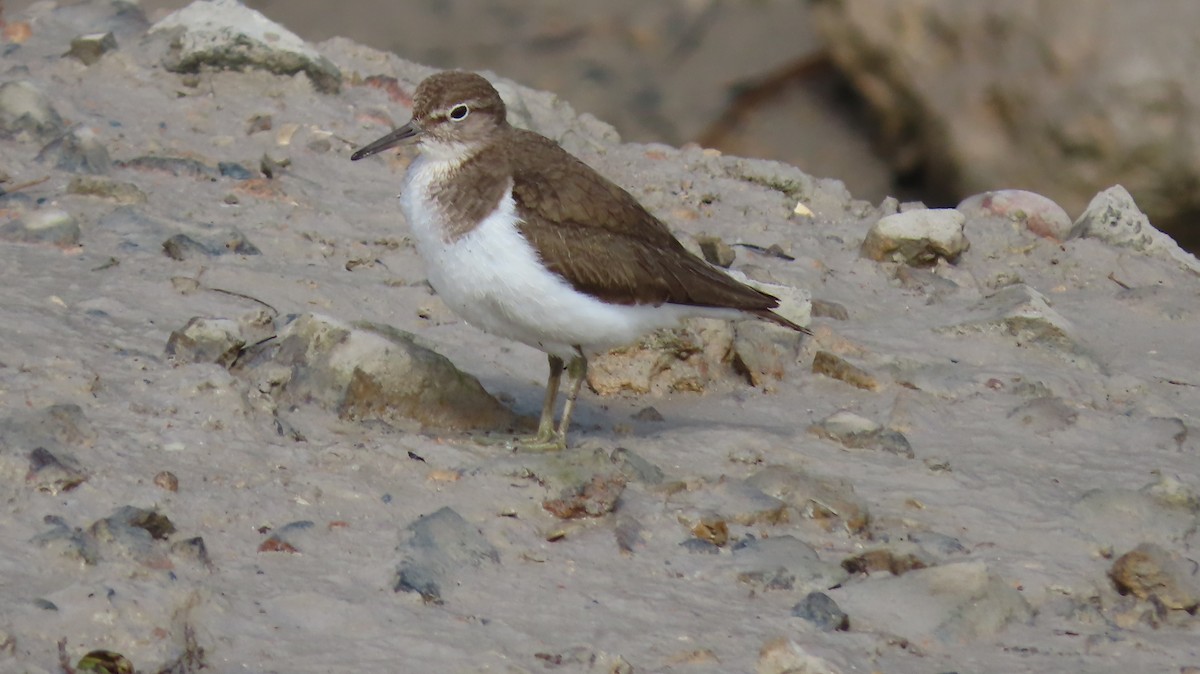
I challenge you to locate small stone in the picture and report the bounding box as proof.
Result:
[43,126,111,174]
[957,189,1073,241]
[543,473,626,519]
[613,515,645,553]
[0,81,64,140]
[791,592,849,631]
[218,161,253,180]
[810,299,849,320]
[0,208,80,247]
[746,466,870,534]
[66,32,118,66]
[841,543,932,576]
[32,517,100,565]
[680,538,721,554]
[697,235,736,267]
[811,351,882,391]
[88,506,176,568]
[609,446,664,485]
[630,406,664,422]
[234,314,515,431]
[154,470,180,492]
[259,520,314,554]
[1071,487,1198,552]
[732,321,802,388]
[394,507,499,603]
[756,637,842,674]
[150,0,342,93]
[861,208,968,265]
[75,650,134,674]
[689,517,729,547]
[171,536,212,568]
[1007,397,1078,433]
[1109,543,1200,611]
[733,535,849,594]
[161,229,261,259]
[67,176,146,204]
[27,447,88,494]
[165,316,246,367]
[247,113,273,134]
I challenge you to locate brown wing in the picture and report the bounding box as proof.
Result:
[507,129,792,319]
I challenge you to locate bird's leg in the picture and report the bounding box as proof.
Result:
[555,352,588,442]
[533,354,564,443]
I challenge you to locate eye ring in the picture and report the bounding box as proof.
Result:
[448,104,469,121]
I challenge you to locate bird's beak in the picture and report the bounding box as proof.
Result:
[350,120,422,161]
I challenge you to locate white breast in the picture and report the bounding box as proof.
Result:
[400,153,741,359]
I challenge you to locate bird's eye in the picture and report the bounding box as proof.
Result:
[448,104,469,121]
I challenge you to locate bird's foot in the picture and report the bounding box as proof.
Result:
[474,429,567,452]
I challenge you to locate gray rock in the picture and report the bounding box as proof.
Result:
[810,299,849,320]
[26,447,88,494]
[0,208,81,247]
[697,234,736,268]
[234,313,515,432]
[1006,397,1078,433]
[66,32,119,65]
[1069,185,1200,275]
[260,520,317,554]
[161,230,261,259]
[861,209,968,265]
[732,535,849,594]
[832,561,1032,643]
[394,507,499,603]
[746,466,870,534]
[732,320,804,389]
[791,592,849,631]
[808,410,914,458]
[938,284,1097,367]
[31,517,100,566]
[88,506,177,568]
[810,351,883,391]
[150,0,342,94]
[165,317,247,368]
[609,447,664,485]
[39,126,112,174]
[67,176,146,204]
[0,81,64,140]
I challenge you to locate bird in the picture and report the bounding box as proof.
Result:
[351,70,809,450]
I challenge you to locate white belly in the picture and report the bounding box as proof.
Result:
[399,156,736,359]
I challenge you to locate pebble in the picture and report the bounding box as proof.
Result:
[543,473,626,519]
[0,207,81,247]
[609,446,664,485]
[217,161,254,180]
[791,592,849,631]
[169,537,209,569]
[42,126,111,174]
[957,189,1073,241]
[26,447,88,494]
[1109,542,1200,611]
[1006,396,1078,433]
[233,313,515,432]
[808,410,914,458]
[161,229,261,259]
[809,298,849,320]
[810,351,882,391]
[756,638,843,674]
[394,507,499,603]
[732,535,849,594]
[150,0,342,94]
[696,234,736,267]
[840,542,933,576]
[259,520,315,554]
[1069,185,1200,274]
[587,322,730,395]
[67,176,146,204]
[732,321,803,388]
[860,208,968,265]
[88,506,177,568]
[0,80,64,140]
[629,406,664,422]
[32,516,100,566]
[745,466,870,534]
[66,32,119,65]
[165,316,247,367]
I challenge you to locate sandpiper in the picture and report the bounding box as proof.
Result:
[352,71,809,450]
